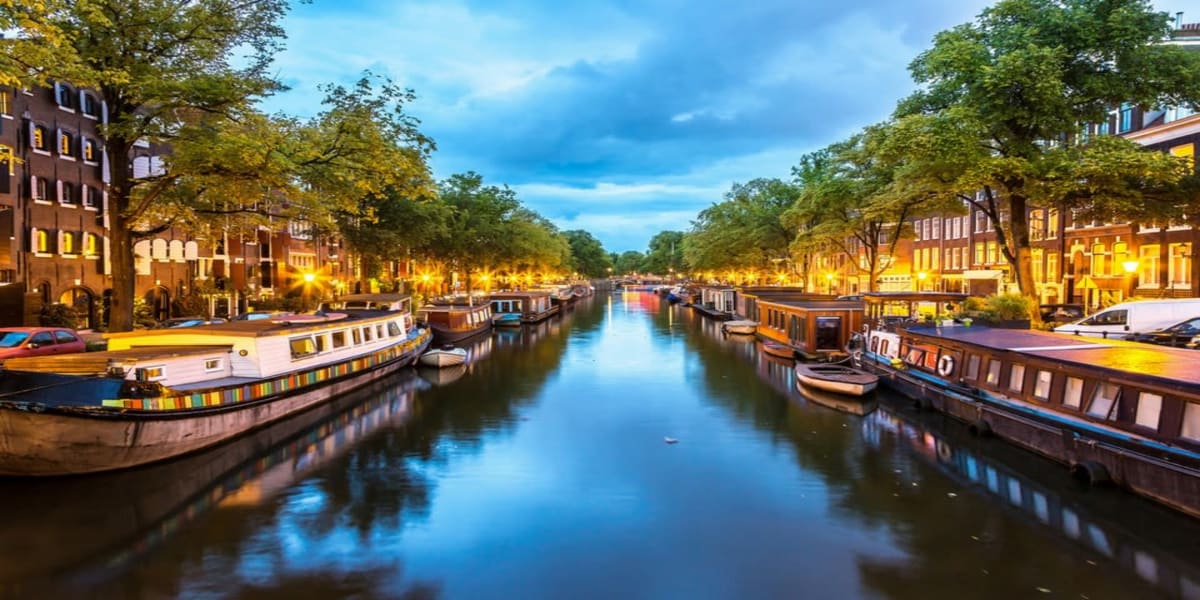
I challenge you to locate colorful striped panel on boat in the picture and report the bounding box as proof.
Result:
[101,329,430,411]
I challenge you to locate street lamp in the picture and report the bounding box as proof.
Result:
[917,271,928,292]
[1122,259,1139,300]
[825,272,834,295]
[302,272,316,312]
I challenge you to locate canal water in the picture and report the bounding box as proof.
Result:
[2,291,1199,599]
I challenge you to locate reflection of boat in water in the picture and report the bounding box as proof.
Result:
[797,381,877,415]
[419,344,468,367]
[862,404,1200,599]
[417,363,468,386]
[0,372,428,584]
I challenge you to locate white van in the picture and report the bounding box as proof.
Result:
[1053,299,1200,339]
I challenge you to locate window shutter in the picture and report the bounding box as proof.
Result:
[57,230,64,254]
[56,128,62,154]
[28,175,36,200]
[28,227,37,252]
[101,145,110,183]
[103,236,111,275]
[78,89,86,110]
[102,190,110,229]
[56,180,63,203]
[53,82,61,105]
[100,100,108,125]
[26,120,34,147]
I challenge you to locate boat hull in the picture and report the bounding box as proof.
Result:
[419,348,467,368]
[0,332,430,476]
[794,364,878,396]
[429,321,491,343]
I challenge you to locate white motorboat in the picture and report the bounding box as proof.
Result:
[419,344,468,368]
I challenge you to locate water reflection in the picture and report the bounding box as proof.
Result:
[683,296,1200,600]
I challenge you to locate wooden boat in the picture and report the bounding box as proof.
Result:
[489,291,559,324]
[722,320,758,335]
[418,303,492,343]
[0,297,431,476]
[857,322,1200,519]
[751,298,865,360]
[797,381,877,416]
[760,340,796,360]
[419,344,468,368]
[794,363,878,396]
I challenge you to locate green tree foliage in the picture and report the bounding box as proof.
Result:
[642,231,685,277]
[682,178,798,273]
[896,0,1200,301]
[5,0,293,331]
[563,230,612,278]
[613,251,646,276]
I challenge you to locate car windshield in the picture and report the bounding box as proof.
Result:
[1170,318,1200,334]
[0,332,29,347]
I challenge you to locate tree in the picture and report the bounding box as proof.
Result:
[613,251,646,276]
[896,0,1200,303]
[642,231,685,278]
[563,230,612,278]
[683,179,797,276]
[5,1,292,331]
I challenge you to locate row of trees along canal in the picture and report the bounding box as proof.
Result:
[1,1,616,332]
[632,0,1200,323]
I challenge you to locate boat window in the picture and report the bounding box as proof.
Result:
[315,335,328,353]
[376,324,385,338]
[1033,371,1052,400]
[1135,392,1163,430]
[204,358,222,372]
[290,336,317,359]
[1064,377,1084,408]
[332,331,347,348]
[965,355,980,380]
[922,349,939,371]
[388,321,402,337]
[1009,364,1025,392]
[870,336,879,353]
[879,339,889,355]
[815,317,841,351]
[985,359,1001,386]
[1181,403,1200,441]
[1087,383,1120,419]
[904,346,924,366]
[352,328,362,345]
[136,366,165,381]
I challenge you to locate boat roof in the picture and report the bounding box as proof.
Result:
[864,292,969,303]
[105,311,394,341]
[756,298,865,310]
[490,291,552,298]
[3,345,233,374]
[419,303,491,312]
[902,325,1200,386]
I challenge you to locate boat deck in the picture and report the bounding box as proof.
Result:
[905,325,1200,386]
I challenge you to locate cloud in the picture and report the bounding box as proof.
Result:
[264,0,1000,253]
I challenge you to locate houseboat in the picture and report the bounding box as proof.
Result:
[754,298,864,360]
[857,323,1200,519]
[489,291,559,325]
[417,303,493,343]
[0,305,431,476]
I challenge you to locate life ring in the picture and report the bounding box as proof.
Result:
[935,440,953,462]
[936,354,955,377]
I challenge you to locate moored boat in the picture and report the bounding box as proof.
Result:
[794,362,879,396]
[418,303,493,343]
[0,299,431,476]
[857,322,1200,519]
[419,344,468,368]
[489,291,559,324]
[760,340,796,360]
[722,320,758,335]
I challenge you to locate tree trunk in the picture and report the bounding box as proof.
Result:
[106,133,136,332]
[1009,195,1037,303]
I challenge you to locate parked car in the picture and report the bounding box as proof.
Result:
[1053,299,1200,338]
[0,327,87,360]
[157,316,227,328]
[1039,303,1084,324]
[1126,316,1200,347]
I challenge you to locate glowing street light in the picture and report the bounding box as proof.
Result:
[825,272,834,295]
[917,271,928,291]
[1123,259,1139,299]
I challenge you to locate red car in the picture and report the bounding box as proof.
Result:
[0,327,87,360]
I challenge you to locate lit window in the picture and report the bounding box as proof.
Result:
[1087,383,1120,419]
[966,355,980,380]
[32,126,46,150]
[1033,371,1052,400]
[136,366,165,381]
[59,131,72,156]
[84,234,98,256]
[83,139,97,162]
[985,359,1001,386]
[204,358,222,372]
[1182,403,1200,441]
[0,91,8,115]
[289,336,317,359]
[35,230,49,253]
[331,330,346,348]
[1009,364,1025,392]
[1135,392,1162,430]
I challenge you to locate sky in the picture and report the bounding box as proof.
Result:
[261,0,1180,254]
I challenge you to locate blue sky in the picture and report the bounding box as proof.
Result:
[261,0,1176,253]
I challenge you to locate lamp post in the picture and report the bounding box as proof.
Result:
[302,272,316,312]
[1122,259,1139,300]
[825,272,834,295]
[917,271,928,292]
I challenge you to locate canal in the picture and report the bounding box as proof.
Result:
[2,291,1199,599]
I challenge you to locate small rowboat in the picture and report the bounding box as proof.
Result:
[722,320,757,335]
[761,340,795,360]
[794,363,878,396]
[419,345,468,368]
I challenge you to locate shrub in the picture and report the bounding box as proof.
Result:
[986,293,1033,321]
[38,303,79,328]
